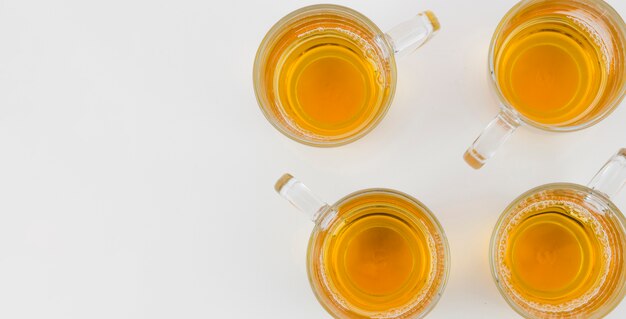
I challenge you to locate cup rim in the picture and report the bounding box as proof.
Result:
[487,0,626,132]
[252,4,397,147]
[306,188,450,319]
[489,182,626,319]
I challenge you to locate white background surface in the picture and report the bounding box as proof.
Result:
[0,0,625,318]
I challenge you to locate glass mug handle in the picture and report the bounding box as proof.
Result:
[275,174,336,228]
[385,11,440,57]
[588,149,626,199]
[464,110,521,169]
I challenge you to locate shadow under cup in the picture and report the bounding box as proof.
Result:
[253,5,396,147]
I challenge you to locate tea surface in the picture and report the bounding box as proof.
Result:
[313,192,446,316]
[274,29,388,138]
[504,206,604,302]
[494,197,626,317]
[495,16,606,125]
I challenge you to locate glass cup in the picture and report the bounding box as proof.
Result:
[464,0,626,169]
[254,5,439,147]
[490,149,626,318]
[275,174,449,318]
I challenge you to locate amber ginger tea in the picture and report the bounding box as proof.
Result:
[254,6,394,145]
[308,191,448,318]
[492,0,626,126]
[277,33,384,137]
[493,193,626,317]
